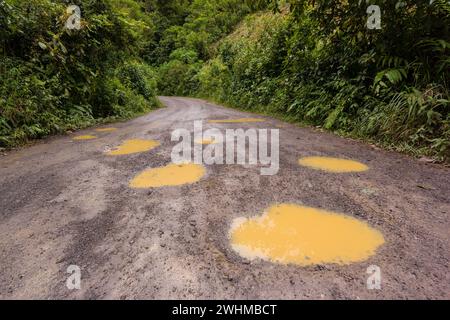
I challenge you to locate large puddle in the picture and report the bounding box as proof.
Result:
[299,156,369,173]
[130,163,206,188]
[107,139,160,156]
[73,135,97,141]
[208,118,265,123]
[230,204,384,266]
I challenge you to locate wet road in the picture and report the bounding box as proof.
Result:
[0,97,449,299]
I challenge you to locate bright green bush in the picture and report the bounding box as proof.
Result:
[157,59,202,96]
[117,61,158,101]
[197,58,230,100]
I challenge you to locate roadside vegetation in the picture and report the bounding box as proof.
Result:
[1,0,449,162]
[153,0,450,162]
[0,0,160,147]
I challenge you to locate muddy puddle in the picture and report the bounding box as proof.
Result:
[299,156,369,173]
[73,135,97,141]
[208,118,265,124]
[130,163,206,188]
[95,128,118,133]
[230,204,384,266]
[107,139,160,156]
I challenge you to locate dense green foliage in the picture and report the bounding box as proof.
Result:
[1,0,449,161]
[0,0,160,146]
[153,0,450,161]
[271,0,450,160]
[148,0,269,95]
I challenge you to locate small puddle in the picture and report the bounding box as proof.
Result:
[230,204,384,266]
[299,156,369,173]
[95,128,118,133]
[195,138,218,145]
[208,118,265,123]
[129,163,206,188]
[73,135,97,141]
[107,139,160,156]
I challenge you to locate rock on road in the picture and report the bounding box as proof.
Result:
[0,97,449,299]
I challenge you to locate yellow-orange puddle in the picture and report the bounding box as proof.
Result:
[107,139,160,156]
[95,127,118,133]
[195,138,219,145]
[230,204,384,266]
[299,156,369,173]
[73,135,97,141]
[130,163,206,188]
[208,118,265,124]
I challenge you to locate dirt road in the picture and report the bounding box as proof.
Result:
[0,97,449,299]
